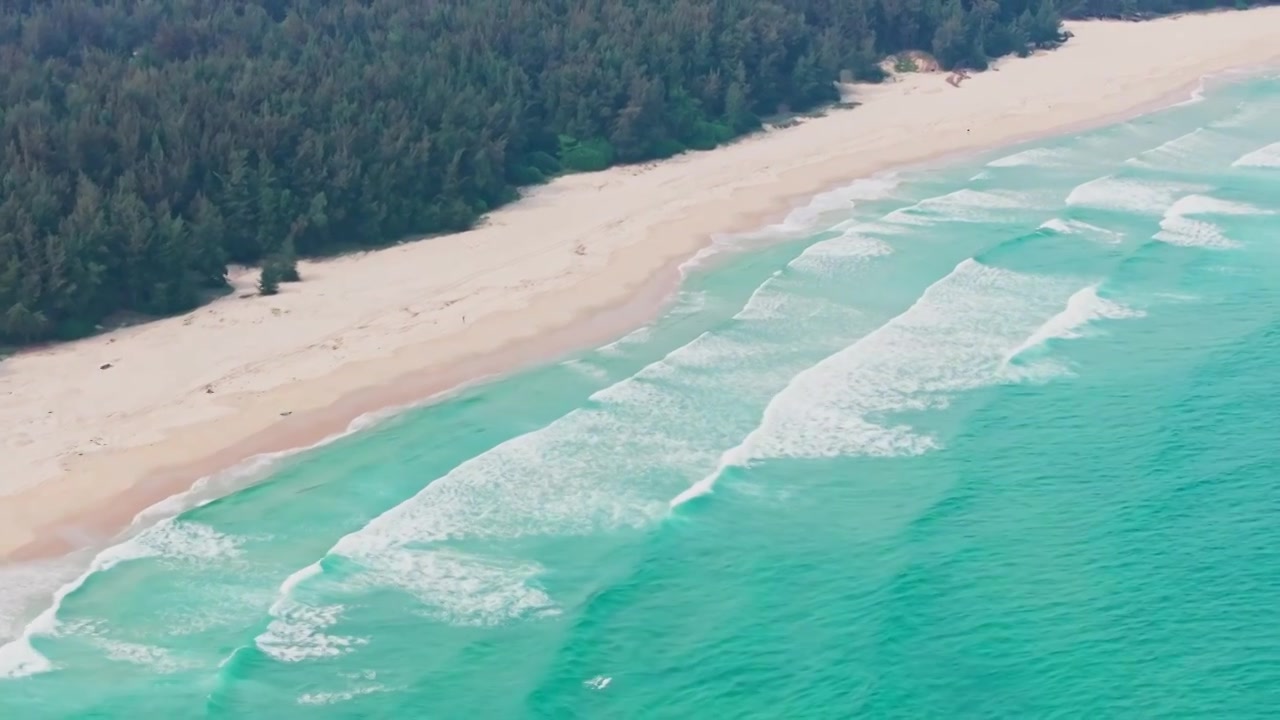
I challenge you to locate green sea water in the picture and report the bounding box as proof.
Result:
[2,73,1280,718]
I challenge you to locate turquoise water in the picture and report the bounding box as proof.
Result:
[3,74,1280,717]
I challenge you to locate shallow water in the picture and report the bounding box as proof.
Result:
[3,73,1280,717]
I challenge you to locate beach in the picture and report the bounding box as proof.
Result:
[3,8,1280,563]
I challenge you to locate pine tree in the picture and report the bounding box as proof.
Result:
[258,261,283,296]
[278,238,301,282]
[0,0,1258,345]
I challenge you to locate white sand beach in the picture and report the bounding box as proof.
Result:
[3,9,1280,560]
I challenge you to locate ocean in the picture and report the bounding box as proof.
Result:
[2,72,1279,718]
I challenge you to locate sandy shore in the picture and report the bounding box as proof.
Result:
[2,9,1280,562]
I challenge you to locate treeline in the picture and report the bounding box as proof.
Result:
[1063,0,1271,18]
[0,0,1228,343]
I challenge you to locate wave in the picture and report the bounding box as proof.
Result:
[1172,76,1207,107]
[1003,285,1145,365]
[776,175,902,232]
[782,231,892,277]
[1124,128,1216,169]
[1232,141,1280,168]
[677,175,900,274]
[296,670,388,706]
[562,357,610,381]
[245,526,559,664]
[1216,90,1280,128]
[593,291,707,359]
[90,638,196,674]
[1038,218,1124,243]
[732,271,790,321]
[237,561,362,664]
[595,325,653,356]
[235,352,732,632]
[677,234,739,276]
[302,335,751,627]
[1065,176,1205,215]
[298,682,388,706]
[255,600,367,663]
[1154,195,1269,250]
[0,520,245,679]
[1171,65,1280,110]
[12,194,911,661]
[672,259,1082,506]
[710,221,893,322]
[250,385,678,637]
[8,176,908,670]
[233,211,907,646]
[0,556,83,648]
[630,195,900,347]
[667,290,709,316]
[986,146,1071,168]
[882,189,1033,227]
[0,394,432,679]
[1129,122,1273,172]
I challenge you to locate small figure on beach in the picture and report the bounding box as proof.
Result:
[946,69,972,88]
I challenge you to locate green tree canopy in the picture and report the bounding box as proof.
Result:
[0,0,1269,343]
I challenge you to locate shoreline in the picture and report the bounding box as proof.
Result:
[6,251,691,563]
[3,10,1280,567]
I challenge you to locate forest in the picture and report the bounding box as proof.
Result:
[0,0,1268,343]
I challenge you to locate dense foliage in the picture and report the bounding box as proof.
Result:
[0,0,1257,343]
[1062,0,1268,17]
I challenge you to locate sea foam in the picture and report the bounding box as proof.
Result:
[677,175,900,275]
[771,175,902,235]
[255,600,367,663]
[259,330,784,627]
[986,146,1071,168]
[1155,195,1268,250]
[1232,141,1280,168]
[787,231,893,276]
[883,189,1032,227]
[1038,218,1123,243]
[1125,128,1217,170]
[0,520,244,679]
[673,259,1082,506]
[1065,176,1203,215]
[296,670,388,706]
[253,206,910,628]
[1003,285,1144,365]
[298,683,388,706]
[94,638,195,674]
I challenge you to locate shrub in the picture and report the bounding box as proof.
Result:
[259,262,284,295]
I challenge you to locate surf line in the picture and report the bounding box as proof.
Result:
[669,447,750,509]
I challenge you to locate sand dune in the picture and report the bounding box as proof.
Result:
[3,9,1280,560]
